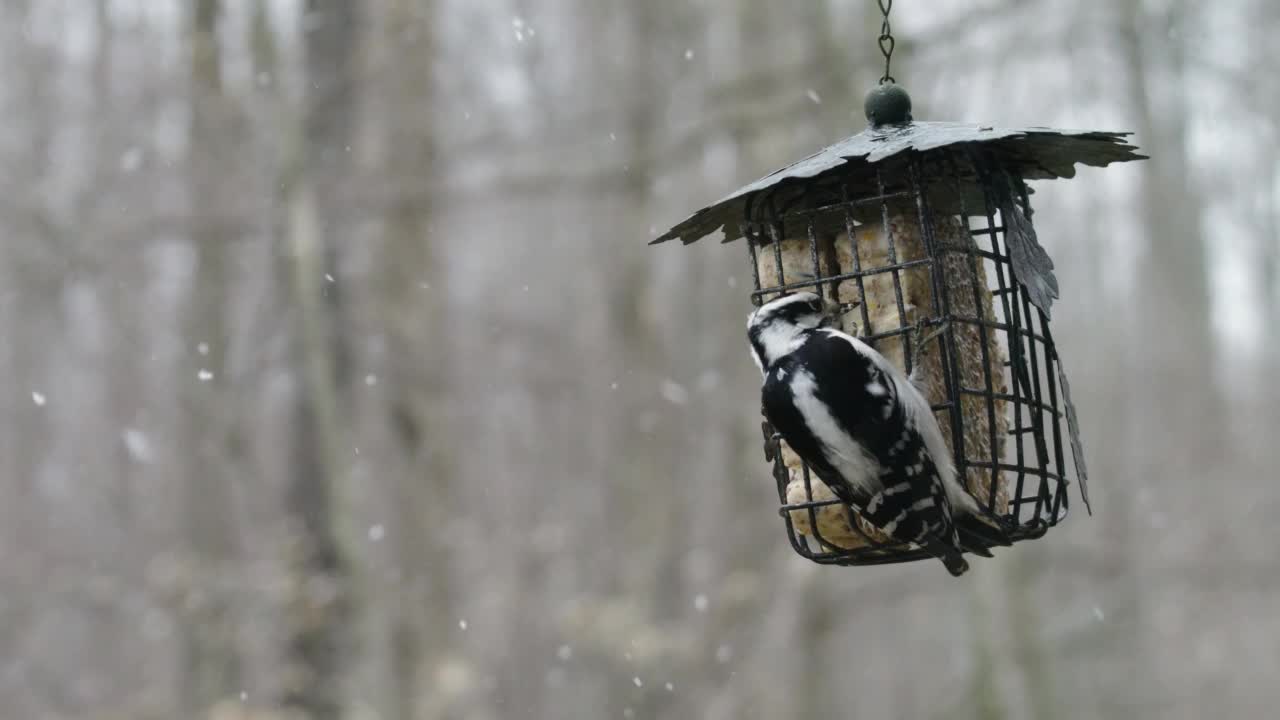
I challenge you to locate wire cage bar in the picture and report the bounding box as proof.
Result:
[744,150,1072,566]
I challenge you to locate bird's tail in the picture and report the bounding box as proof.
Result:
[955,511,1014,557]
[922,539,970,577]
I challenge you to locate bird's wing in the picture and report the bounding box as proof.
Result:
[789,330,907,462]
[760,360,852,495]
[760,333,899,503]
[860,431,959,548]
[779,331,961,548]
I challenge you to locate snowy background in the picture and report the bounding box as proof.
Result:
[2,1,1278,718]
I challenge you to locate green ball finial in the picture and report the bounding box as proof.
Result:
[864,83,913,127]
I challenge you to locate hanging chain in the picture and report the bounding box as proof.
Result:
[877,0,895,84]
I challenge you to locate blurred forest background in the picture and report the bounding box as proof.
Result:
[2,0,1278,719]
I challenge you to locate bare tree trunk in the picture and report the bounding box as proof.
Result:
[1008,552,1055,720]
[1106,1,1211,714]
[279,2,361,718]
[179,0,244,710]
[373,1,449,717]
[1120,0,1217,436]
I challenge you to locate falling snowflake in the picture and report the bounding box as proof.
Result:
[660,380,688,406]
[197,369,214,381]
[119,147,143,172]
[696,371,721,393]
[122,428,154,463]
[368,524,385,541]
[31,391,46,406]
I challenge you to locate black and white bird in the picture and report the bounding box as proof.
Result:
[748,291,1009,576]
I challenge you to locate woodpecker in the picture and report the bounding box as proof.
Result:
[748,291,1009,576]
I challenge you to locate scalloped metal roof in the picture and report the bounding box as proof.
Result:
[653,121,1145,246]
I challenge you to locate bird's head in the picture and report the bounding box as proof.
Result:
[746,291,845,372]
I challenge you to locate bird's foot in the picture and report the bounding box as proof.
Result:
[909,318,950,367]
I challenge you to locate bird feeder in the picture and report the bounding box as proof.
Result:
[653,83,1144,568]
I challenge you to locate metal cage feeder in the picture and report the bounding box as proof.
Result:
[653,85,1145,568]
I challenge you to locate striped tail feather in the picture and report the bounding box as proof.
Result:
[956,512,1013,556]
[922,538,970,577]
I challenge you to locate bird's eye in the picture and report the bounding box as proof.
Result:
[809,299,824,313]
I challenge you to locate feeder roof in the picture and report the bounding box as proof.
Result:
[652,121,1145,245]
